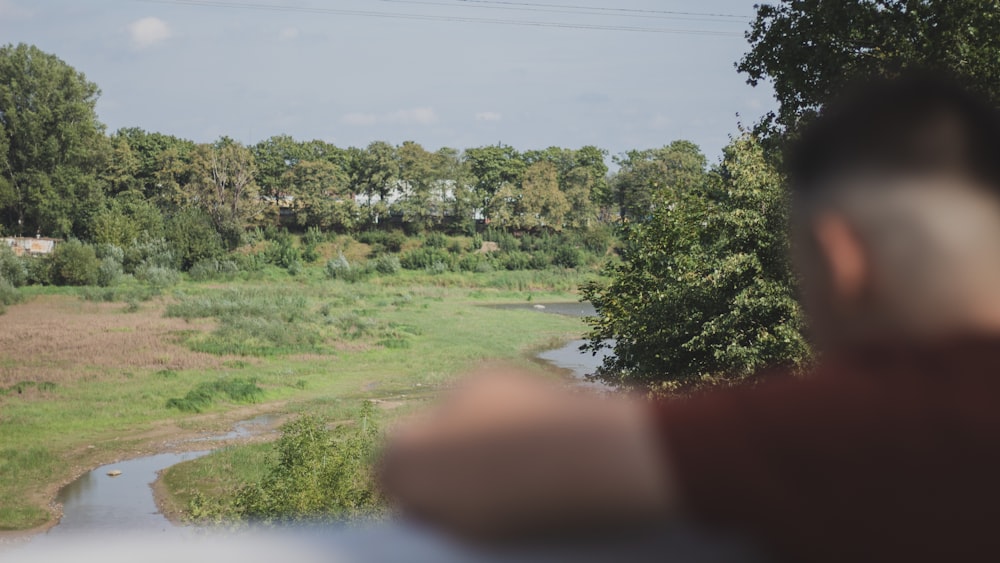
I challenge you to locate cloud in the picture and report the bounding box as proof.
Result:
[342,107,438,126]
[474,111,502,122]
[278,27,299,40]
[127,17,172,49]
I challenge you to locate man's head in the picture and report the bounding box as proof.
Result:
[787,74,1000,350]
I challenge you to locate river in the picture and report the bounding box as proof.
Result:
[16,302,610,548]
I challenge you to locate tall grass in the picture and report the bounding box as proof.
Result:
[165,377,264,413]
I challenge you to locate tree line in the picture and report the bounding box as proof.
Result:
[0,43,709,256]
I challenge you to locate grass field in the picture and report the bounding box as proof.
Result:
[0,267,591,531]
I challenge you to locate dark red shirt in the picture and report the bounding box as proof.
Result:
[657,339,1000,562]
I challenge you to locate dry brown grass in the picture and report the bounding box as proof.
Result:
[0,295,230,386]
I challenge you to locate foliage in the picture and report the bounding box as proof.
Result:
[583,136,810,392]
[231,404,384,523]
[372,254,401,275]
[0,246,26,287]
[165,377,264,413]
[0,43,106,239]
[739,0,1000,139]
[48,240,100,286]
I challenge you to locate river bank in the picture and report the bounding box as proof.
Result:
[0,292,593,546]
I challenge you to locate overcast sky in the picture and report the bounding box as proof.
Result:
[0,0,774,162]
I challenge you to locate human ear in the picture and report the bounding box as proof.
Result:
[812,213,869,304]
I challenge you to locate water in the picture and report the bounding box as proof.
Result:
[43,451,209,539]
[486,301,596,318]
[489,302,614,389]
[24,305,614,544]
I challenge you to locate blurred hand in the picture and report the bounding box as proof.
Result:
[379,370,675,541]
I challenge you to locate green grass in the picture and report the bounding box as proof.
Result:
[0,265,593,530]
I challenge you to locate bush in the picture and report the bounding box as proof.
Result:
[423,232,448,249]
[165,209,226,270]
[97,257,124,287]
[23,256,51,285]
[399,247,452,270]
[497,251,532,271]
[0,246,27,287]
[302,226,326,247]
[135,265,181,289]
[49,240,100,286]
[456,253,484,272]
[0,277,24,313]
[165,378,263,413]
[230,405,383,523]
[372,254,401,275]
[123,238,177,273]
[188,258,239,281]
[384,231,407,253]
[326,254,351,279]
[552,245,584,268]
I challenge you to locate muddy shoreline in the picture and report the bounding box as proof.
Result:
[0,404,289,546]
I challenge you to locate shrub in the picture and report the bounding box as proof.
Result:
[326,254,351,279]
[165,209,225,269]
[383,231,407,253]
[528,252,553,270]
[123,238,177,273]
[165,378,264,413]
[427,261,450,275]
[23,256,51,285]
[302,226,326,247]
[231,405,383,522]
[0,277,24,313]
[552,245,584,268]
[0,246,27,287]
[49,240,100,286]
[135,265,181,289]
[97,257,124,287]
[372,254,401,275]
[497,251,532,271]
[456,253,484,272]
[423,232,448,249]
[399,247,452,270]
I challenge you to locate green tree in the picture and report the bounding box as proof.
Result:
[112,127,196,201]
[348,141,398,227]
[609,141,706,221]
[516,161,569,230]
[283,159,354,231]
[187,138,264,244]
[739,0,1000,138]
[0,43,107,238]
[583,136,809,392]
[464,145,525,222]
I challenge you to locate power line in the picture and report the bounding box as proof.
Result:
[136,0,744,35]
[453,0,750,20]
[375,0,749,24]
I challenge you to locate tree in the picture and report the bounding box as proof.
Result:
[583,136,809,392]
[112,127,196,201]
[348,141,398,227]
[395,141,442,231]
[609,141,707,222]
[464,145,525,222]
[0,43,107,238]
[515,161,569,230]
[187,138,264,245]
[739,0,1000,138]
[283,159,355,231]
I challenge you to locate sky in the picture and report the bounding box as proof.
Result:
[0,0,775,163]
